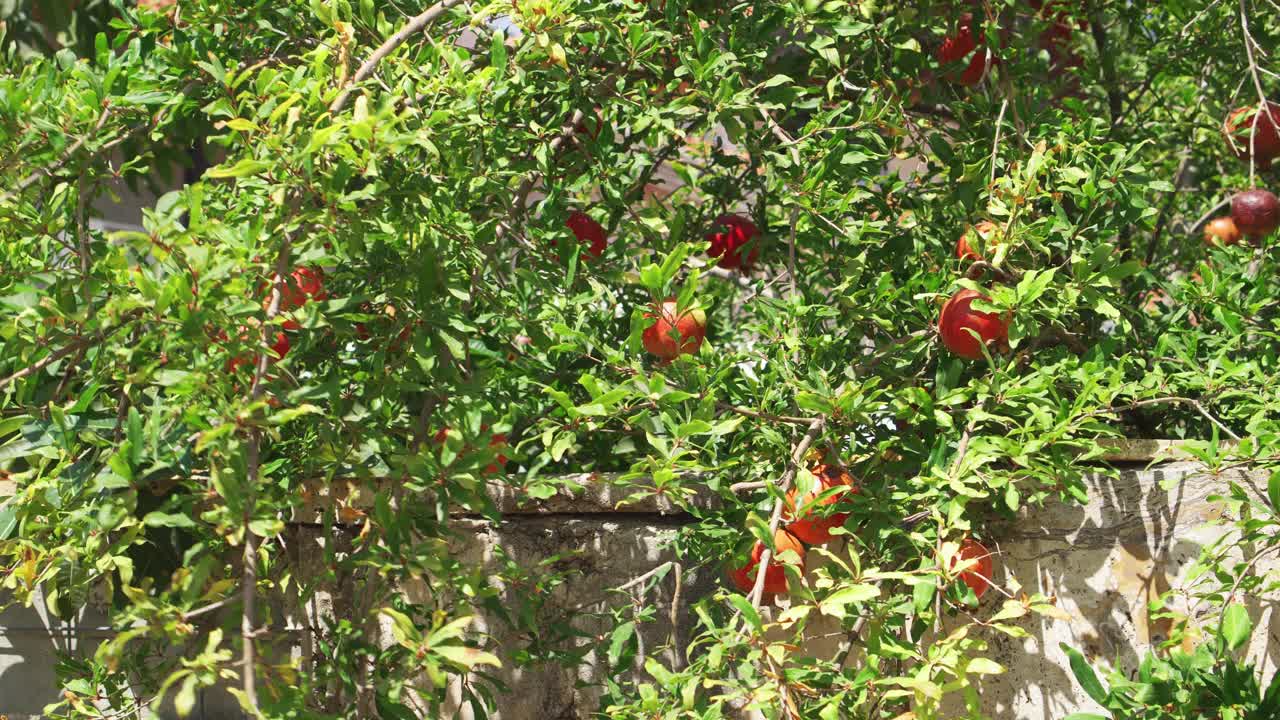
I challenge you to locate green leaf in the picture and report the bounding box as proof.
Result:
[1060,644,1109,705]
[1268,470,1280,513]
[435,645,502,669]
[380,607,421,647]
[913,579,935,614]
[175,675,198,717]
[1220,603,1252,652]
[607,620,636,668]
[143,512,197,529]
[966,657,1005,675]
[0,501,16,541]
[727,594,762,633]
[820,584,879,619]
[205,158,271,179]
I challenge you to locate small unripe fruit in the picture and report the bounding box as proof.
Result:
[951,538,995,599]
[1231,189,1280,239]
[705,214,760,270]
[728,529,805,597]
[1223,102,1280,167]
[641,299,707,361]
[956,220,999,261]
[565,210,608,259]
[1202,217,1241,246]
[938,289,1009,360]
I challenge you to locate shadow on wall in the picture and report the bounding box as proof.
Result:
[425,515,712,720]
[952,462,1279,719]
[0,596,249,720]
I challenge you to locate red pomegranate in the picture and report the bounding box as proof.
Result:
[641,299,707,361]
[951,538,995,599]
[263,267,326,330]
[783,462,859,545]
[705,214,761,270]
[936,15,995,86]
[484,433,509,475]
[956,220,999,261]
[565,210,608,259]
[728,529,806,597]
[226,329,290,373]
[1231,189,1280,239]
[1223,102,1280,167]
[938,289,1010,361]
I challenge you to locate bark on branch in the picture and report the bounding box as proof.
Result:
[329,0,467,114]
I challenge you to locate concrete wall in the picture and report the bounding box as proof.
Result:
[3,459,1277,719]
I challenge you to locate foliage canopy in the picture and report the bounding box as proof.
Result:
[1,0,1279,718]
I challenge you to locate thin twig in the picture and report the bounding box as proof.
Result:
[989,98,1008,189]
[183,596,235,621]
[758,107,801,166]
[746,417,826,611]
[0,107,109,204]
[1181,0,1226,36]
[0,312,142,390]
[1239,0,1271,186]
[716,403,813,427]
[1186,195,1233,235]
[787,207,800,299]
[1087,1,1124,129]
[1085,396,1241,440]
[329,0,467,114]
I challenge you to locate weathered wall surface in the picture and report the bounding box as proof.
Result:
[1,459,1277,719]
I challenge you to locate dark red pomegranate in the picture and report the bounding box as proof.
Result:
[1231,189,1280,239]
[565,210,608,259]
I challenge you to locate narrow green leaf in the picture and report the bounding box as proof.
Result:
[1060,643,1109,705]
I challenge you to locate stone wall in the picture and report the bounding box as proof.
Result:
[1,452,1277,719]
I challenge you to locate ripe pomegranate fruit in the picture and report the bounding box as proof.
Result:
[641,299,707,361]
[1223,102,1280,168]
[956,220,999,261]
[1231,189,1280,239]
[784,462,859,545]
[938,289,1010,360]
[936,15,995,86]
[950,538,995,599]
[1203,216,1242,246]
[1031,0,1088,69]
[728,529,805,597]
[705,214,760,270]
[226,329,290,373]
[263,267,326,330]
[565,210,608,259]
[484,433,509,475]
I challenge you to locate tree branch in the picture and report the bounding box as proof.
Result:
[746,417,826,611]
[1085,396,1241,441]
[0,106,110,205]
[240,235,294,711]
[1087,2,1124,130]
[329,0,467,114]
[0,312,142,391]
